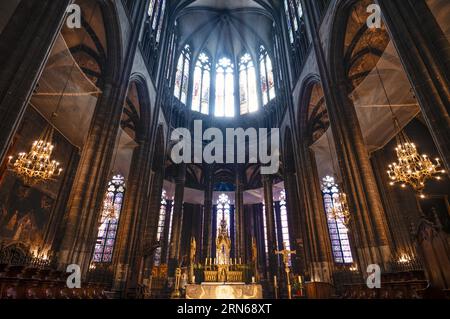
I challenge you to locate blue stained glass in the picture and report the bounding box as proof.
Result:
[92,175,125,263]
[321,176,354,264]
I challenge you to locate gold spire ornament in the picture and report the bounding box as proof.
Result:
[7,125,63,185]
[387,129,445,198]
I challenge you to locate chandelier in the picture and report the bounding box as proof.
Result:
[102,197,117,221]
[8,126,63,185]
[330,192,351,226]
[321,176,351,226]
[387,129,445,198]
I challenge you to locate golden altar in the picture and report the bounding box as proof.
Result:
[184,213,262,299]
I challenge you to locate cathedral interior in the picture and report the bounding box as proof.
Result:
[0,0,449,300]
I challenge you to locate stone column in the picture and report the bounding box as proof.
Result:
[262,175,279,280]
[234,165,245,260]
[283,166,309,275]
[113,138,153,294]
[168,165,186,275]
[376,0,450,172]
[44,149,80,253]
[202,165,214,260]
[0,0,73,164]
[303,0,392,271]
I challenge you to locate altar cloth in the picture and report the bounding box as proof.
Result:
[186,283,263,299]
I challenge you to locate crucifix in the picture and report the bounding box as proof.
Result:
[275,242,296,299]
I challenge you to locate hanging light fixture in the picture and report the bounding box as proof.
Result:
[8,124,62,185]
[352,8,447,198]
[330,192,351,226]
[321,175,351,226]
[324,128,352,226]
[387,127,445,198]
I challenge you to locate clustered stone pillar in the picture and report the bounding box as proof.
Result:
[140,168,165,283]
[168,165,186,276]
[202,165,214,260]
[0,0,73,164]
[296,146,333,282]
[376,0,450,172]
[283,166,309,275]
[113,138,153,294]
[234,165,245,261]
[262,175,279,281]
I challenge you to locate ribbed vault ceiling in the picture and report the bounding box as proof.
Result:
[177,0,274,59]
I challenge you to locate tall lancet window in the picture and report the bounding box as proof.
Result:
[239,53,258,115]
[174,44,191,104]
[154,190,168,266]
[216,194,231,236]
[284,0,303,43]
[321,176,353,264]
[279,190,291,256]
[155,0,166,43]
[259,46,276,106]
[192,52,211,115]
[215,57,235,117]
[93,175,125,263]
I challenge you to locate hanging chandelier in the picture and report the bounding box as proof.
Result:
[330,191,351,226]
[387,129,445,198]
[321,176,351,226]
[7,126,63,185]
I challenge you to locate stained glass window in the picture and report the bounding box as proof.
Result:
[148,0,156,18]
[192,52,211,115]
[217,194,231,235]
[215,57,235,117]
[151,0,160,29]
[153,190,168,266]
[174,44,191,104]
[321,176,353,264]
[93,175,125,263]
[239,53,258,115]
[279,190,291,266]
[284,0,294,43]
[296,0,303,18]
[156,0,166,43]
[259,46,276,106]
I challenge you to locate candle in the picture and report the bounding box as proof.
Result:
[274,276,278,287]
[298,276,302,284]
[192,276,196,283]
[252,276,255,284]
